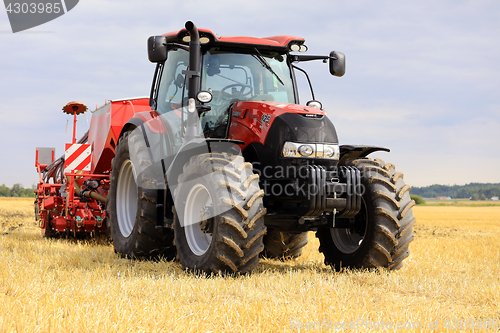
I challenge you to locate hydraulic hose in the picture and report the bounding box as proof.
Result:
[66,175,106,203]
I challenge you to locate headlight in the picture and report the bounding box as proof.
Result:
[282,142,339,159]
[197,90,213,103]
[323,145,335,158]
[306,100,322,110]
[289,43,308,53]
[298,145,314,157]
[282,142,298,157]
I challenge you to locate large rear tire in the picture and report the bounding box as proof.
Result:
[107,130,176,260]
[262,230,308,259]
[316,158,415,270]
[173,153,267,275]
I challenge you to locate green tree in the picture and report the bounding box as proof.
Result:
[0,183,36,197]
[10,183,22,197]
[410,194,426,205]
[0,184,10,197]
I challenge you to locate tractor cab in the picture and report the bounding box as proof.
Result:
[156,45,295,112]
[148,23,345,141]
[156,45,295,137]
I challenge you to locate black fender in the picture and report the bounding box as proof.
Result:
[165,138,244,189]
[117,116,176,227]
[339,145,390,164]
[119,112,180,161]
[119,118,143,139]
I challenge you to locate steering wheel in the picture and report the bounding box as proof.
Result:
[220,83,253,100]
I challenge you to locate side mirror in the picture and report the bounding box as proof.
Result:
[329,51,345,77]
[148,36,167,63]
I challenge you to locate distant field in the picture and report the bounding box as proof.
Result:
[423,198,500,207]
[1,198,499,332]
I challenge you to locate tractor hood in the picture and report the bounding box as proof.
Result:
[229,100,338,147]
[228,100,339,170]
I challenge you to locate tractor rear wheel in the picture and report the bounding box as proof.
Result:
[107,130,176,260]
[173,153,267,275]
[262,230,308,259]
[316,158,415,270]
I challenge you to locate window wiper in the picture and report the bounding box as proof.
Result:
[252,48,284,86]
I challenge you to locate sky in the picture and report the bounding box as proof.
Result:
[0,0,499,188]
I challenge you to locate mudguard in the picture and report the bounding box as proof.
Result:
[339,145,390,164]
[165,138,244,189]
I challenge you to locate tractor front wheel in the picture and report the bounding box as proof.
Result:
[173,153,267,275]
[316,158,415,270]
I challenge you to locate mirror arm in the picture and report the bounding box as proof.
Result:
[291,54,335,63]
[167,42,190,52]
[292,64,316,101]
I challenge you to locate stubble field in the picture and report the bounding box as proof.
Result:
[1,197,499,332]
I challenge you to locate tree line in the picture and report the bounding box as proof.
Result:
[2,182,499,200]
[0,184,36,198]
[411,183,500,199]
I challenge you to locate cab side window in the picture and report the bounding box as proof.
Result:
[157,49,189,114]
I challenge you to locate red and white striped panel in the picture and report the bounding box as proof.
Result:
[65,143,92,173]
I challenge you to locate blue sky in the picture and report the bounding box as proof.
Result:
[1,0,499,188]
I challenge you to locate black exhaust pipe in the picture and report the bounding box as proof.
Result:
[184,21,200,99]
[183,21,202,141]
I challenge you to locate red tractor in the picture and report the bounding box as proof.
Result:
[35,21,415,274]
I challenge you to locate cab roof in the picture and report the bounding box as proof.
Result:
[163,27,306,52]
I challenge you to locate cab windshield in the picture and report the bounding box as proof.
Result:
[202,48,294,108]
[156,47,295,137]
[200,47,294,135]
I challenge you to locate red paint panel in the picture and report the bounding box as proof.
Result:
[43,197,56,210]
[228,101,326,150]
[163,28,305,48]
[88,97,158,174]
